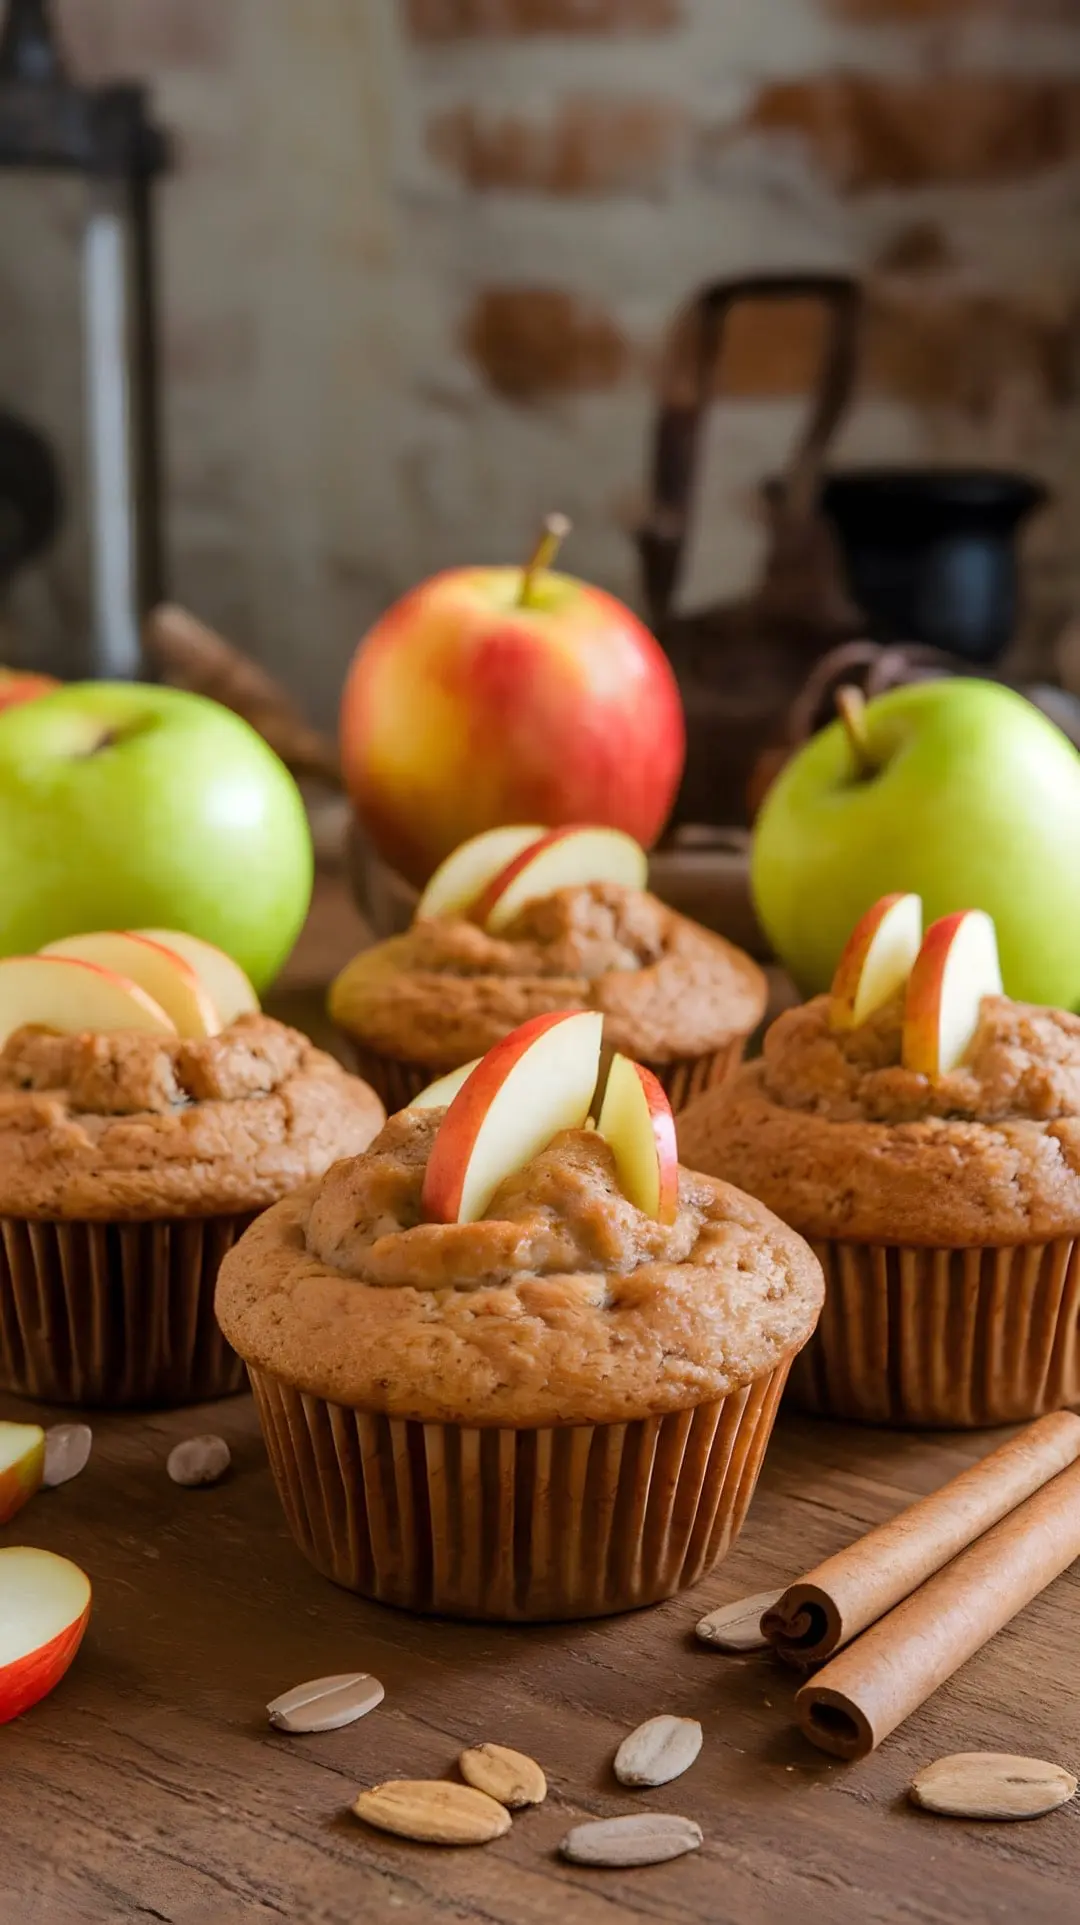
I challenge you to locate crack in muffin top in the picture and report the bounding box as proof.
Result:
[329,882,767,1067]
[0,1014,385,1220]
[678,994,1080,1247]
[215,1106,823,1425]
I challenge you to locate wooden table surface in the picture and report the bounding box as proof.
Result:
[5,881,1079,1925]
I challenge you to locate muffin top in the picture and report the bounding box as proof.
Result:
[329,883,766,1067]
[0,1015,385,1220]
[216,1107,822,1426]
[678,992,1080,1246]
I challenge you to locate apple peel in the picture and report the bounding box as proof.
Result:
[829,892,922,1031]
[902,909,1003,1078]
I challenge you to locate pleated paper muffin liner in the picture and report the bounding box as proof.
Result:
[346,1036,746,1119]
[787,1236,1080,1429]
[247,1356,790,1621]
[0,1213,255,1408]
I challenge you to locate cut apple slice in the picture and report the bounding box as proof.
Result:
[41,931,220,1039]
[0,955,178,1046]
[475,826,649,934]
[0,1421,45,1526]
[596,1053,679,1224]
[415,826,546,923]
[410,1059,481,1111]
[902,909,1003,1077]
[0,1547,91,1724]
[132,930,260,1026]
[829,892,922,1031]
[420,1010,603,1223]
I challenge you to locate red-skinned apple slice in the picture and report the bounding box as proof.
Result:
[596,1053,678,1224]
[829,892,922,1031]
[415,826,546,923]
[133,929,259,1026]
[902,909,1003,1077]
[410,1059,481,1110]
[0,955,177,1045]
[0,1547,91,1724]
[0,1422,45,1526]
[421,1010,603,1223]
[475,826,648,934]
[40,931,220,1038]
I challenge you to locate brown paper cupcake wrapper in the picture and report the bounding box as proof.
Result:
[788,1237,1080,1429]
[347,1035,745,1119]
[248,1356,790,1620]
[0,1214,254,1408]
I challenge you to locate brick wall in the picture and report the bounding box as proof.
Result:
[1,0,1078,716]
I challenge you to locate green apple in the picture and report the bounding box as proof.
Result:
[0,683,312,992]
[752,679,1080,1009]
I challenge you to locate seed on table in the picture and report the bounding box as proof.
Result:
[559,1813,703,1868]
[614,1715,702,1788]
[166,1435,231,1487]
[268,1672,385,1734]
[42,1423,93,1489]
[352,1779,511,1845]
[459,1742,547,1808]
[910,1753,1078,1821]
[695,1588,784,1653]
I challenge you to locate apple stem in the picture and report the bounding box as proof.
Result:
[835,684,875,778]
[519,513,571,607]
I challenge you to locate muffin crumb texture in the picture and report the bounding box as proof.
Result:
[329,883,766,1066]
[679,994,1080,1246]
[0,1015,385,1219]
[216,1109,823,1426]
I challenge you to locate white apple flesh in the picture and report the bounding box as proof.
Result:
[902,909,1003,1077]
[0,1546,91,1724]
[0,954,177,1046]
[41,932,220,1038]
[829,892,922,1031]
[409,1059,481,1110]
[414,826,545,922]
[0,1421,45,1526]
[596,1053,679,1224]
[477,826,648,934]
[421,1010,603,1223]
[133,929,260,1027]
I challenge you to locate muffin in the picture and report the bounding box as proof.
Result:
[217,1028,822,1621]
[0,1014,384,1407]
[679,909,1080,1428]
[329,825,767,1114]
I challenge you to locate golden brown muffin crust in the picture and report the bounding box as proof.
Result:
[328,883,766,1068]
[215,1108,823,1426]
[0,1014,386,1220]
[678,994,1080,1247]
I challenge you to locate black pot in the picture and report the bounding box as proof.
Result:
[820,467,1047,664]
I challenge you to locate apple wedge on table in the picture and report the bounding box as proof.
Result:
[829,893,922,1031]
[0,1422,45,1526]
[0,1548,91,1725]
[902,910,1003,1077]
[475,826,648,934]
[421,1010,603,1224]
[596,1053,679,1225]
[41,931,221,1038]
[0,954,178,1047]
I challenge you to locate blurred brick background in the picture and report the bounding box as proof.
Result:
[0,0,1078,719]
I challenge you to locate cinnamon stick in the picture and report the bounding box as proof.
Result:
[796,1454,1080,1760]
[763,1410,1080,1666]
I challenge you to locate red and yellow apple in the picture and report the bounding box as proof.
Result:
[902,909,1003,1077]
[0,669,59,717]
[829,892,922,1032]
[0,1547,91,1724]
[596,1053,678,1224]
[341,522,685,887]
[421,1010,603,1223]
[41,931,221,1039]
[0,954,178,1045]
[474,826,648,934]
[0,1422,45,1525]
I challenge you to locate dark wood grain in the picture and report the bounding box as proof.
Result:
[4,882,1079,1925]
